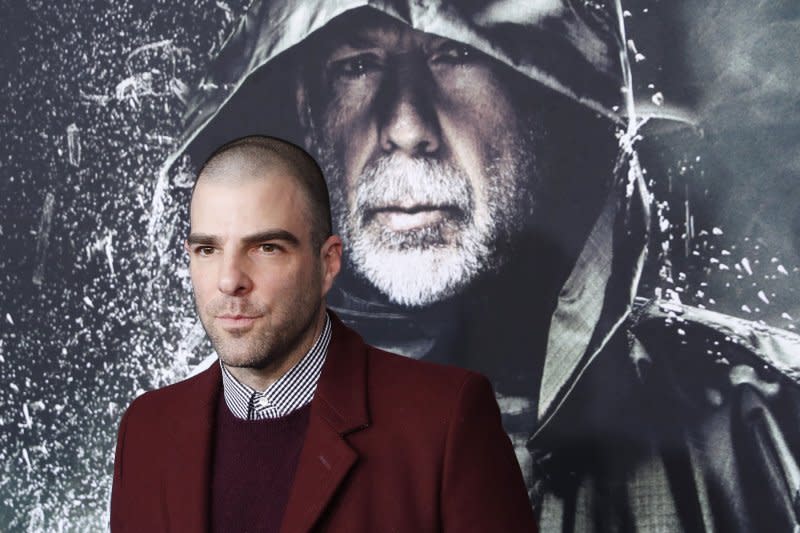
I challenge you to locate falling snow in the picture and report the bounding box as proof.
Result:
[1,1,251,530]
[3,1,800,531]
[651,91,664,106]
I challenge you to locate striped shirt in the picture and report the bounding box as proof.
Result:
[219,314,331,420]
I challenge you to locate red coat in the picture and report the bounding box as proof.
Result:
[111,315,537,532]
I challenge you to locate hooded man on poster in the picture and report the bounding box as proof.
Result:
[159,1,800,530]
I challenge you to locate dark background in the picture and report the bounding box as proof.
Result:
[1,1,798,530]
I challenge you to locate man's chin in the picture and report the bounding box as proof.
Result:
[218,353,270,370]
[212,337,269,369]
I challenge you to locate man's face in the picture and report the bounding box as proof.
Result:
[186,170,338,371]
[305,15,541,307]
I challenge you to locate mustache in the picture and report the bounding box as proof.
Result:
[354,156,473,219]
[205,299,266,317]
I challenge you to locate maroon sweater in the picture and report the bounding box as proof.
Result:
[211,394,311,533]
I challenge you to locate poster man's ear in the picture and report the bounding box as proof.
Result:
[295,73,315,149]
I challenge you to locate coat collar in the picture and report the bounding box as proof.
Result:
[280,312,371,533]
[160,311,370,533]
[536,162,649,433]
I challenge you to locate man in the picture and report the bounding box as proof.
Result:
[111,136,537,532]
[161,2,800,531]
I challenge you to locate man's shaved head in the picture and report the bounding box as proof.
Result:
[194,135,332,249]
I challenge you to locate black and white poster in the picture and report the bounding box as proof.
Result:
[3,1,800,530]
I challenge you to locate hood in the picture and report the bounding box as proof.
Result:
[166,0,633,173]
[163,0,651,428]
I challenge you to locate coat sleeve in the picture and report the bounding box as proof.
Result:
[440,373,538,532]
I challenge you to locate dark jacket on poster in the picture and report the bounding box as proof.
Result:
[156,1,800,531]
[110,315,537,532]
[530,297,800,532]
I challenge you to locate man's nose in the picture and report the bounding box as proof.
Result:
[217,254,253,296]
[378,67,441,157]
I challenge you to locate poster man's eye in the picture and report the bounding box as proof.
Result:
[430,42,476,65]
[328,53,383,80]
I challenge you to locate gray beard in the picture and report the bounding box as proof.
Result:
[316,138,537,307]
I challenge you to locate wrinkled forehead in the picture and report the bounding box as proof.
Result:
[315,10,456,55]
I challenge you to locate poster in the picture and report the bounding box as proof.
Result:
[2,1,799,530]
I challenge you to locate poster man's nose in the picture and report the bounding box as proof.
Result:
[378,69,441,157]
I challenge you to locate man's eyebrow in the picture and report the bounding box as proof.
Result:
[185,230,301,247]
[186,233,219,246]
[241,230,300,247]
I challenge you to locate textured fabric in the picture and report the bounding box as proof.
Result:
[530,298,800,532]
[110,314,537,532]
[210,395,310,533]
[220,314,331,420]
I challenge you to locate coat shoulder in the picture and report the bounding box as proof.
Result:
[360,345,499,428]
[367,345,484,396]
[631,296,800,386]
[122,363,219,424]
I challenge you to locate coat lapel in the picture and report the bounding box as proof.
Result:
[280,314,371,533]
[163,363,221,533]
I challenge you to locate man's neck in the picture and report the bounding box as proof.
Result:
[224,308,327,391]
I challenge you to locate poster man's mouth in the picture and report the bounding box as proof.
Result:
[366,205,463,232]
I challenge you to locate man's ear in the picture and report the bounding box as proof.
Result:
[319,235,343,297]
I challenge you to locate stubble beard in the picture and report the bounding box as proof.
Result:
[196,284,322,372]
[315,131,538,308]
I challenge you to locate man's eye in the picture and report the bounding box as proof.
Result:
[430,43,476,65]
[328,54,383,80]
[260,243,278,253]
[196,246,215,257]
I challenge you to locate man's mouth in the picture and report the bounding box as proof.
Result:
[216,314,260,330]
[368,205,462,232]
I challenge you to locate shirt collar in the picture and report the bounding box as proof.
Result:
[220,313,332,420]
